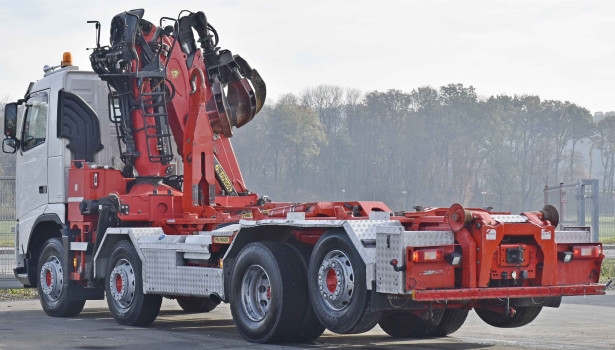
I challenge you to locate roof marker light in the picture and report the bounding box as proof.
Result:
[61,52,73,67]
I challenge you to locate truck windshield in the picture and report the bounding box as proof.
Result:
[21,91,48,152]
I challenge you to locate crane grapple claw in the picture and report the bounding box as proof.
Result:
[207,77,233,137]
[233,55,267,115]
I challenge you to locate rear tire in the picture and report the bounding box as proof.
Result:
[379,311,424,338]
[230,242,307,343]
[176,297,218,313]
[308,232,381,334]
[285,243,326,342]
[475,305,542,328]
[37,238,86,317]
[432,308,469,336]
[379,308,468,338]
[105,240,162,326]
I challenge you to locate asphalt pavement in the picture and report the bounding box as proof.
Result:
[0,292,613,350]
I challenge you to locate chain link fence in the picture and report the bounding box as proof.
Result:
[0,176,16,280]
[543,180,608,242]
[544,179,615,282]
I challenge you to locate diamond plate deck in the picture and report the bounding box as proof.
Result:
[491,215,528,223]
[555,230,591,243]
[138,235,224,299]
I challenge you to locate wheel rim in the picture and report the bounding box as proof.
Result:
[40,256,63,301]
[241,265,271,322]
[318,249,354,311]
[109,259,136,312]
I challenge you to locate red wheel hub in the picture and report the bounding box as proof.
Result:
[326,268,337,293]
[115,274,123,294]
[45,270,52,288]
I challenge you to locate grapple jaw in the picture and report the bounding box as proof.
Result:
[204,51,266,137]
[179,11,266,137]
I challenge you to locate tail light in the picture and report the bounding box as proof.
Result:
[571,245,600,259]
[413,248,444,263]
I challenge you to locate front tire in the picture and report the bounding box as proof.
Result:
[37,238,86,317]
[105,240,162,326]
[308,231,381,334]
[230,242,307,343]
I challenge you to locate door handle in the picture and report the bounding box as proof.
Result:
[39,185,47,194]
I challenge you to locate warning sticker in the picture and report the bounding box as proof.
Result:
[486,228,497,240]
[541,229,551,240]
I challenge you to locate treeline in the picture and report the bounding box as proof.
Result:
[233,84,606,213]
[0,85,612,214]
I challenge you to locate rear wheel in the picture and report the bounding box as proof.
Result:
[37,238,86,317]
[308,232,381,334]
[176,297,219,313]
[379,308,469,338]
[230,242,307,343]
[105,240,162,326]
[475,305,542,328]
[285,243,325,342]
[433,308,469,336]
[380,311,425,338]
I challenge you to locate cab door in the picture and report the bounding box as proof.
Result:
[16,90,49,219]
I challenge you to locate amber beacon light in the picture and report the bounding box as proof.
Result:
[61,52,73,67]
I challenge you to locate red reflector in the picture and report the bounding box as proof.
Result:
[571,245,600,259]
[413,248,445,263]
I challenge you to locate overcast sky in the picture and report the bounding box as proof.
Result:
[0,0,613,112]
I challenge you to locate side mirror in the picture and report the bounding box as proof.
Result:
[2,138,18,153]
[4,102,18,139]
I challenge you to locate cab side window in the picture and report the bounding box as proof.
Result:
[21,91,48,152]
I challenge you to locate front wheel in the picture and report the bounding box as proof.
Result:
[37,238,86,317]
[105,240,162,326]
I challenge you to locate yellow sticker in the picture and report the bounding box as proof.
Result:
[215,164,234,192]
[170,69,180,79]
[213,236,231,244]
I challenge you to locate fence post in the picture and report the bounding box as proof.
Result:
[559,183,564,225]
[590,179,599,243]
[577,180,585,227]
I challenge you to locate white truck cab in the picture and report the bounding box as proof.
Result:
[4,56,116,286]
